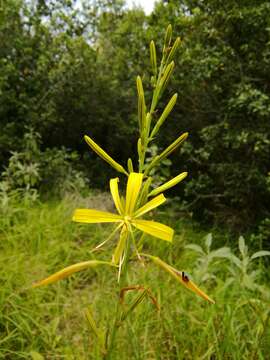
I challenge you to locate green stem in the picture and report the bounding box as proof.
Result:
[138,51,167,173]
[104,235,132,359]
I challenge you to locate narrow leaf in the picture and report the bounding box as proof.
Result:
[142,254,215,304]
[209,247,231,259]
[145,132,188,175]
[238,236,246,256]
[33,261,115,287]
[151,93,178,137]
[205,233,212,250]
[148,172,187,197]
[158,61,175,95]
[84,135,128,175]
[229,254,242,268]
[251,250,270,260]
[167,37,181,63]
[120,289,148,321]
[185,244,205,255]
[85,307,103,340]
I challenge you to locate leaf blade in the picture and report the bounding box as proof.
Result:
[32,260,116,287]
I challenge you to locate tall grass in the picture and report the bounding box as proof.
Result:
[1,195,269,359]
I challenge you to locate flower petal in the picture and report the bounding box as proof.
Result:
[110,177,124,215]
[32,260,116,287]
[132,219,174,242]
[73,209,123,223]
[134,194,166,218]
[125,173,143,215]
[112,225,128,265]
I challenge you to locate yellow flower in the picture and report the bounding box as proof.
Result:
[33,172,214,304]
[73,172,174,264]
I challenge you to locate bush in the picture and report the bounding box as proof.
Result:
[0,128,88,204]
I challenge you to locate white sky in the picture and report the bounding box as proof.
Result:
[126,0,156,15]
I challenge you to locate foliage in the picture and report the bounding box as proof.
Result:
[186,233,270,293]
[163,0,270,230]
[0,128,88,205]
[1,197,270,359]
[1,0,270,231]
[32,25,214,358]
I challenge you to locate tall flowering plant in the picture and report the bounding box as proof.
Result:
[33,25,214,358]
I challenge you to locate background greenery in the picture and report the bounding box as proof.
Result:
[1,1,270,358]
[1,0,270,237]
[0,196,270,359]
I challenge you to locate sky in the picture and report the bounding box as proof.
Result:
[126,0,156,15]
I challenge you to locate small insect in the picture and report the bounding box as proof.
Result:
[181,271,189,283]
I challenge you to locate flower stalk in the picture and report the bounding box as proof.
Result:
[33,25,215,358]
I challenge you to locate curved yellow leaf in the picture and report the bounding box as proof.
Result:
[149,172,188,197]
[125,173,143,215]
[84,135,128,175]
[73,209,123,223]
[159,132,188,160]
[150,93,178,137]
[142,254,215,304]
[132,219,174,242]
[145,132,188,175]
[134,194,166,218]
[178,275,215,304]
[32,260,116,287]
[110,178,124,215]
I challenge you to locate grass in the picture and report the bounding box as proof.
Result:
[0,193,270,359]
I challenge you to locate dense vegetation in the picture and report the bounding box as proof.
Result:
[0,196,269,359]
[1,0,270,236]
[1,1,270,358]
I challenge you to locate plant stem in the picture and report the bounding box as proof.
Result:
[138,51,166,173]
[104,235,132,359]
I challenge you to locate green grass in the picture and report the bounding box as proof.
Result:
[0,194,270,359]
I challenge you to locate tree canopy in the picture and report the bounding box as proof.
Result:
[1,0,270,233]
